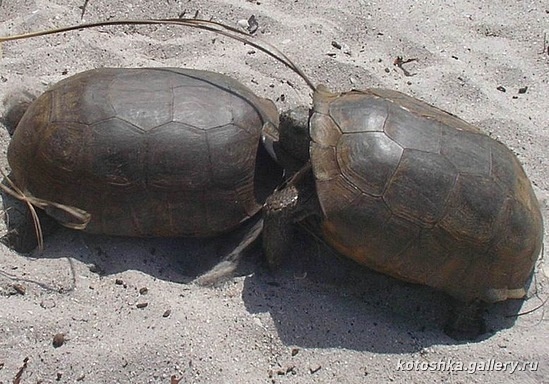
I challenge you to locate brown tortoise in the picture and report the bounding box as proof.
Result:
[6,67,282,245]
[262,85,543,338]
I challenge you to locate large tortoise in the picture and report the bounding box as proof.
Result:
[262,85,543,338]
[5,67,282,246]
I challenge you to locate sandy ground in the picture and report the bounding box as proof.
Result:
[0,0,548,383]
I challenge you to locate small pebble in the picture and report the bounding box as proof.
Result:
[52,333,65,348]
[12,284,26,295]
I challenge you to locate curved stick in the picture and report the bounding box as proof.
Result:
[0,18,317,92]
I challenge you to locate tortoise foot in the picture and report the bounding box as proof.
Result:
[444,300,487,341]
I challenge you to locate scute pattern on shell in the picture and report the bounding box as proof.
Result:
[311,87,543,303]
[8,68,280,237]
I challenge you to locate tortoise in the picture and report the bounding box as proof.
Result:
[262,84,543,338]
[195,23,548,337]
[4,67,282,250]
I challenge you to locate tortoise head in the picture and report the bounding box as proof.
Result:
[261,105,311,174]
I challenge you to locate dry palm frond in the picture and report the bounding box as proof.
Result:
[0,18,316,92]
[0,169,91,251]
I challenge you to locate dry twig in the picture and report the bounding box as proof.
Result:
[80,0,90,20]
[393,56,418,77]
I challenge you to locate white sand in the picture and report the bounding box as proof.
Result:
[0,1,547,383]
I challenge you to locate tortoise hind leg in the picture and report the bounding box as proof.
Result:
[194,216,264,287]
[1,196,60,253]
[444,298,487,340]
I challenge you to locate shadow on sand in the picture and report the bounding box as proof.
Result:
[1,192,527,353]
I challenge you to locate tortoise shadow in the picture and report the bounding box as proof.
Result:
[240,230,527,353]
[1,193,527,353]
[0,187,261,284]
[11,228,261,285]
